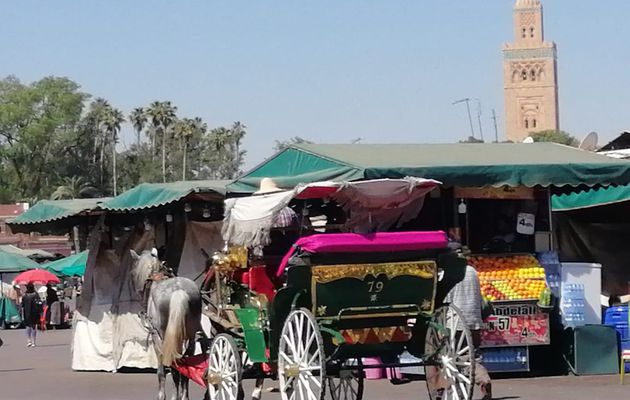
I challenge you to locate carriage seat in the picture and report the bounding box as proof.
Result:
[276,231,448,277]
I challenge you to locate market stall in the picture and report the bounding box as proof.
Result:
[228,142,630,375]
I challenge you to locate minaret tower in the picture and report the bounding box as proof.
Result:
[503,0,559,142]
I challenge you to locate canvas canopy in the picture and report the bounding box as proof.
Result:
[223,177,440,247]
[8,198,107,227]
[72,217,224,371]
[552,185,630,211]
[0,250,41,273]
[229,143,630,193]
[101,180,229,212]
[0,245,55,259]
[44,251,88,277]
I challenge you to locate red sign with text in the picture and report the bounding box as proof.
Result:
[480,302,550,347]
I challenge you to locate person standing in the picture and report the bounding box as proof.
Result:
[21,283,41,347]
[446,262,493,400]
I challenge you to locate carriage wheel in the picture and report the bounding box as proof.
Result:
[278,308,326,400]
[207,334,243,400]
[424,305,475,400]
[328,359,364,400]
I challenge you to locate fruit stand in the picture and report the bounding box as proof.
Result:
[469,254,552,372]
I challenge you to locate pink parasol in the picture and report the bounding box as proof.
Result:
[13,269,61,285]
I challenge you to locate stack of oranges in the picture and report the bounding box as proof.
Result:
[468,255,547,301]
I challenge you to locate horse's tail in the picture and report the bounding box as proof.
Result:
[161,289,189,366]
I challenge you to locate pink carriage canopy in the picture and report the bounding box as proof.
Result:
[276,231,448,276]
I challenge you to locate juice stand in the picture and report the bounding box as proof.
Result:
[453,186,554,372]
[469,254,551,372]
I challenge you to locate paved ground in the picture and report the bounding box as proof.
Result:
[0,329,629,400]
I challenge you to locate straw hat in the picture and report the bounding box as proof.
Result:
[254,177,283,194]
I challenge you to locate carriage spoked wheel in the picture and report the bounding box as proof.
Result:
[424,305,475,400]
[278,308,326,400]
[207,333,244,400]
[327,359,364,400]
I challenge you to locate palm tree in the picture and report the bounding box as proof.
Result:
[146,101,177,182]
[129,107,146,148]
[103,108,125,195]
[173,117,206,180]
[51,176,99,200]
[87,98,112,189]
[230,121,246,174]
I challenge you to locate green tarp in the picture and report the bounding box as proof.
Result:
[8,198,107,226]
[44,251,88,277]
[552,185,630,211]
[0,245,54,259]
[0,297,21,326]
[0,250,40,273]
[229,143,630,193]
[101,180,229,211]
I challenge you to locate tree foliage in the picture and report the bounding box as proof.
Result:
[0,75,248,202]
[529,130,578,146]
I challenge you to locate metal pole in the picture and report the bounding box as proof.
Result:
[464,100,475,139]
[453,98,476,139]
[475,99,484,142]
[491,109,499,143]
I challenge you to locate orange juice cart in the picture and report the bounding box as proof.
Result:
[468,254,551,372]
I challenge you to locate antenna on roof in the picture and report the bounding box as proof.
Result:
[579,132,598,151]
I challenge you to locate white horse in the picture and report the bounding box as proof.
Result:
[130,249,205,400]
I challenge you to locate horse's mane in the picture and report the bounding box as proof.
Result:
[131,250,160,293]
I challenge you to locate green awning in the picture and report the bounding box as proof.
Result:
[8,198,107,226]
[101,180,229,211]
[43,251,88,277]
[0,245,55,259]
[230,143,630,193]
[552,185,630,211]
[0,250,40,273]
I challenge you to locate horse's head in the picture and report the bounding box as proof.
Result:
[129,248,161,293]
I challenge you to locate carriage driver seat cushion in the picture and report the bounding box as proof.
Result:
[248,265,276,302]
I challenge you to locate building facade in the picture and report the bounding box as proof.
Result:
[503,0,559,142]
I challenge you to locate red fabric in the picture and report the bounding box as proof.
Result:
[277,231,448,276]
[173,354,208,387]
[39,305,48,330]
[248,266,276,302]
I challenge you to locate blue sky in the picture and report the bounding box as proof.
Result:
[2,1,629,168]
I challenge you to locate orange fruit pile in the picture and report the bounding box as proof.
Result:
[468,255,547,301]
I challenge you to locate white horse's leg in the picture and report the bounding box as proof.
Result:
[252,378,265,400]
[171,369,181,400]
[180,375,189,400]
[157,358,166,400]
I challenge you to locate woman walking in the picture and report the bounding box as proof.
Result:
[21,283,41,347]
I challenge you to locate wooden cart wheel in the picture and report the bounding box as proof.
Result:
[278,308,326,400]
[424,305,475,400]
[328,359,364,400]
[207,333,243,400]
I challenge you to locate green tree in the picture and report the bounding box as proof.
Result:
[51,176,100,200]
[129,107,146,148]
[204,123,247,179]
[529,130,578,146]
[0,76,88,199]
[145,101,177,182]
[103,107,125,195]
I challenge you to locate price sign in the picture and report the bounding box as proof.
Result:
[480,302,550,347]
[516,212,535,235]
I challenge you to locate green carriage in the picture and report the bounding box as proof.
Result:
[203,179,476,400]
